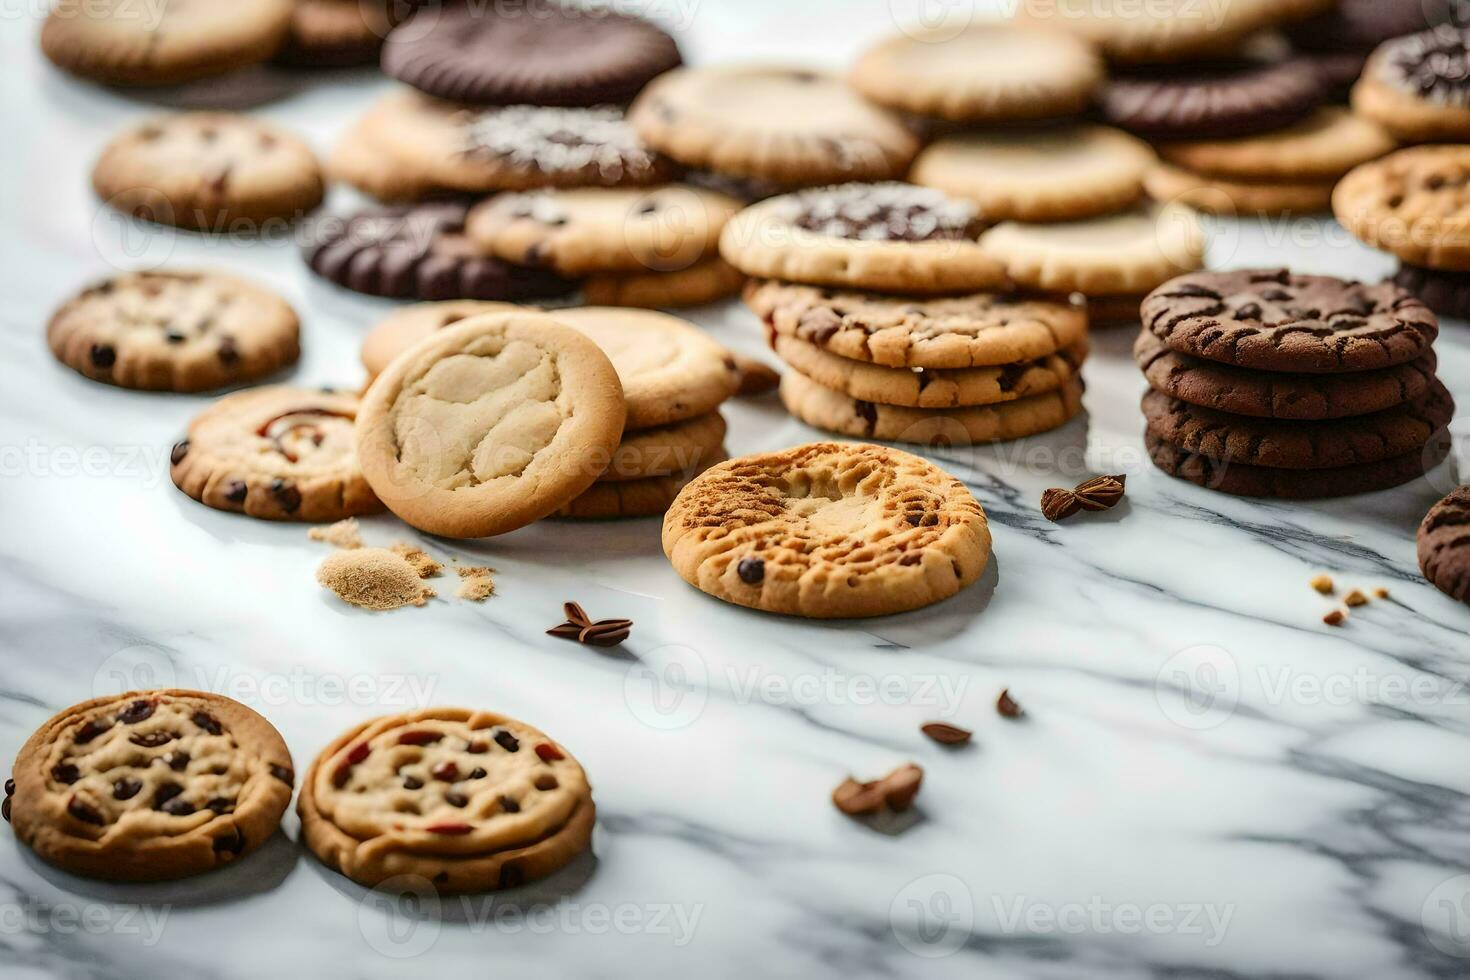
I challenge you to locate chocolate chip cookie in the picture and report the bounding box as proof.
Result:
[1333,146,1470,271]
[299,708,594,892]
[1419,486,1470,604]
[8,690,294,881]
[1353,28,1470,142]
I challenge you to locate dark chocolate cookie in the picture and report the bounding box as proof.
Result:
[1419,486,1470,604]
[381,2,682,106]
[1103,59,1326,139]
[304,202,574,301]
[1146,430,1450,499]
[1287,0,1449,53]
[1134,331,1439,421]
[1142,269,1439,374]
[1394,264,1470,320]
[1141,381,1454,470]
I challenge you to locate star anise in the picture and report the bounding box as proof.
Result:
[1041,474,1126,522]
[547,602,632,648]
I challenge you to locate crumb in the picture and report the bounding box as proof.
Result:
[456,566,497,601]
[390,542,442,579]
[317,549,435,611]
[1309,574,1334,595]
[1323,609,1346,626]
[308,518,362,550]
[1373,587,1390,599]
[1344,589,1368,607]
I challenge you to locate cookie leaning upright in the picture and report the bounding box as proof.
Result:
[7,690,294,881]
[354,311,626,538]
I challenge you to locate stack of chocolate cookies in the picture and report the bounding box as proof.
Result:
[1138,270,1454,499]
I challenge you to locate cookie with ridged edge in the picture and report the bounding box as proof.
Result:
[9,690,294,881]
[1333,146,1470,271]
[41,0,292,87]
[1141,381,1453,469]
[582,256,745,310]
[298,707,594,892]
[381,2,680,106]
[1142,269,1438,374]
[558,452,726,519]
[362,301,526,381]
[1102,59,1327,140]
[782,369,1084,445]
[1394,264,1470,320]
[1145,163,1335,217]
[1134,331,1439,421]
[354,312,626,538]
[1419,486,1470,604]
[170,386,384,522]
[745,279,1087,370]
[599,413,727,482]
[663,442,991,619]
[1352,29,1470,143]
[1146,430,1450,499]
[629,65,920,185]
[1156,108,1396,183]
[849,22,1103,124]
[47,269,299,392]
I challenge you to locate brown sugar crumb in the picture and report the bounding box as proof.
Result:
[390,543,442,579]
[456,566,497,602]
[1309,574,1334,595]
[317,549,435,611]
[1323,609,1346,627]
[1373,587,1390,599]
[307,518,363,550]
[1344,589,1369,607]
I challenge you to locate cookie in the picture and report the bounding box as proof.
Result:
[1141,382,1453,469]
[305,203,575,301]
[325,114,443,203]
[1155,108,1396,183]
[1353,28,1470,142]
[356,91,678,194]
[1134,330,1439,420]
[298,707,594,892]
[745,279,1087,369]
[774,334,1087,410]
[1145,430,1450,499]
[41,0,292,86]
[979,204,1205,296]
[733,354,781,397]
[1305,50,1372,98]
[1288,0,1443,53]
[8,690,294,881]
[1394,264,1470,319]
[170,386,383,522]
[662,442,991,619]
[1333,147,1470,271]
[719,183,1008,295]
[1419,486,1470,604]
[1142,269,1439,373]
[1082,292,1147,327]
[600,413,727,482]
[92,113,324,232]
[553,308,741,429]
[356,312,625,537]
[467,185,740,277]
[47,270,299,392]
[910,125,1155,223]
[629,65,920,185]
[558,453,725,519]
[361,301,525,381]
[274,0,391,67]
[582,255,745,309]
[849,22,1102,123]
[1102,59,1326,139]
[1145,163,1336,217]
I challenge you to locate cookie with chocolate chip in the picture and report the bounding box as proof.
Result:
[298,708,594,891]
[1142,270,1438,373]
[1353,28,1470,143]
[171,386,383,522]
[1333,146,1470,271]
[1419,486,1470,605]
[47,270,300,392]
[8,690,294,881]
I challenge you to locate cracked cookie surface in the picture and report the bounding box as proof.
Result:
[1419,486,1470,605]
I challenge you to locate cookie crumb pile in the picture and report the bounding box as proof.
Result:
[316,549,436,611]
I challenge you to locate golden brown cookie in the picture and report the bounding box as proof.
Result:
[599,412,727,482]
[361,301,526,381]
[582,256,746,309]
[1155,108,1396,182]
[1352,28,1470,143]
[1333,146,1470,271]
[1146,163,1336,217]
[557,452,726,520]
[326,114,444,203]
[273,0,391,68]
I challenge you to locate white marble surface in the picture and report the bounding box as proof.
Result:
[3,3,1470,978]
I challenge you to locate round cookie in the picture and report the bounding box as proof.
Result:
[1141,382,1453,469]
[1420,486,1470,604]
[774,334,1087,410]
[382,3,680,106]
[558,453,726,520]
[467,185,741,277]
[1288,0,1443,53]
[1102,59,1326,139]
[1142,269,1439,373]
[1134,331,1439,421]
[781,370,1084,445]
[849,22,1103,123]
[305,202,575,301]
[553,308,741,429]
[910,125,1155,223]
[1146,431,1450,499]
[1082,292,1147,327]
[93,113,324,232]
[170,386,383,522]
[720,183,1008,295]
[325,114,443,203]
[8,690,294,882]
[662,442,992,619]
[298,707,594,892]
[1394,264,1470,320]
[1145,163,1336,217]
[355,312,626,538]
[47,269,299,392]
[600,413,727,482]
[629,65,920,185]
[979,204,1205,296]
[745,279,1088,369]
[1353,28,1470,143]
[274,0,391,67]
[362,301,525,380]
[582,255,746,310]
[1333,146,1470,271]
[1156,108,1396,183]
[41,0,293,87]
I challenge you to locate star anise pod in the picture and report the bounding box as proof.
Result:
[547,601,632,648]
[1041,474,1126,522]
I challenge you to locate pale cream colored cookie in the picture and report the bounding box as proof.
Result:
[1156,108,1396,182]
[326,114,443,203]
[1333,146,1470,271]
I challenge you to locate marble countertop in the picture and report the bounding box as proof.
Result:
[3,4,1470,978]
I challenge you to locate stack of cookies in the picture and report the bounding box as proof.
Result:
[1138,270,1454,499]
